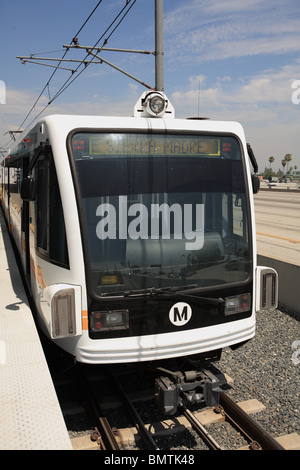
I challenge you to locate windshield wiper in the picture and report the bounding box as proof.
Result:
[100,284,197,298]
[100,284,224,307]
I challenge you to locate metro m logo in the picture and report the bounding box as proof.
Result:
[169,302,192,326]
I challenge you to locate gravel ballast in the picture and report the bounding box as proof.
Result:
[217,307,300,440]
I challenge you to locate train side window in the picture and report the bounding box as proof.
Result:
[36,158,49,253]
[36,151,69,268]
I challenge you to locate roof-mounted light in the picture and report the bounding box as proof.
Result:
[133,90,175,118]
[147,93,166,115]
[144,91,166,117]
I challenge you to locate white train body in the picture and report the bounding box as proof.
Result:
[1,95,277,364]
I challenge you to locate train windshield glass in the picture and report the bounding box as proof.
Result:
[71,132,251,295]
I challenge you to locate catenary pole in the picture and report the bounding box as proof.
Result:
[155,0,164,91]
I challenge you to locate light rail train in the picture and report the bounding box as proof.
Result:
[0,91,278,367]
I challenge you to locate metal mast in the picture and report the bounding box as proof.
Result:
[155,0,164,92]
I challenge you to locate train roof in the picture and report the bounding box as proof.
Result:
[31,113,245,143]
[4,112,246,167]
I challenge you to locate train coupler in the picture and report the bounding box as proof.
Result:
[155,367,227,415]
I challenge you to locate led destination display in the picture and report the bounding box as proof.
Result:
[86,134,221,157]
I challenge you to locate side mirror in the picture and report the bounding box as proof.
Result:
[251,174,260,194]
[21,176,36,201]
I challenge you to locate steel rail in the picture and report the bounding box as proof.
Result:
[109,370,160,450]
[78,369,120,450]
[181,405,223,450]
[219,392,285,450]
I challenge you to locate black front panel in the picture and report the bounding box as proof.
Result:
[89,282,252,339]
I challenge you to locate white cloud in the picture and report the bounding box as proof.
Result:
[0,82,141,150]
[164,0,300,64]
[171,60,300,111]
[170,60,300,170]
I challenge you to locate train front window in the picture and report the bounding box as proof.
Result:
[70,132,251,295]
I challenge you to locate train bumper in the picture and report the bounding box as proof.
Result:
[74,318,255,364]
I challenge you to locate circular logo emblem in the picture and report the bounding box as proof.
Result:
[169,302,192,326]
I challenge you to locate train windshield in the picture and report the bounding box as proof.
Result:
[70,132,251,296]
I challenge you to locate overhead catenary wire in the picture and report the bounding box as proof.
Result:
[48,0,138,104]
[3,2,104,147]
[4,0,137,148]
[74,0,104,39]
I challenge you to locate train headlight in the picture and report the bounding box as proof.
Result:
[144,92,167,117]
[225,293,251,316]
[90,309,129,332]
[148,94,165,115]
[133,90,175,118]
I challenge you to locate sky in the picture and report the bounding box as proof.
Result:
[0,0,300,172]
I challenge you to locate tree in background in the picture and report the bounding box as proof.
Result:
[284,154,292,173]
[281,159,287,173]
[268,156,275,170]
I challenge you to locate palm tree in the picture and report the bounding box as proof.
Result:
[281,159,287,173]
[268,156,275,169]
[284,154,292,173]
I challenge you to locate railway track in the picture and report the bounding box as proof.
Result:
[61,364,160,450]
[181,393,284,450]
[54,363,293,451]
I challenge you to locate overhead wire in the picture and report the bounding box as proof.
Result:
[74,0,104,38]
[48,0,137,105]
[4,0,137,147]
[14,0,105,136]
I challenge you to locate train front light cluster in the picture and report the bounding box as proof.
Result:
[90,309,129,332]
[224,293,251,316]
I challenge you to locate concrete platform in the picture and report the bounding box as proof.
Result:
[0,210,72,450]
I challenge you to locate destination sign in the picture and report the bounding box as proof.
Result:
[84,134,221,157]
